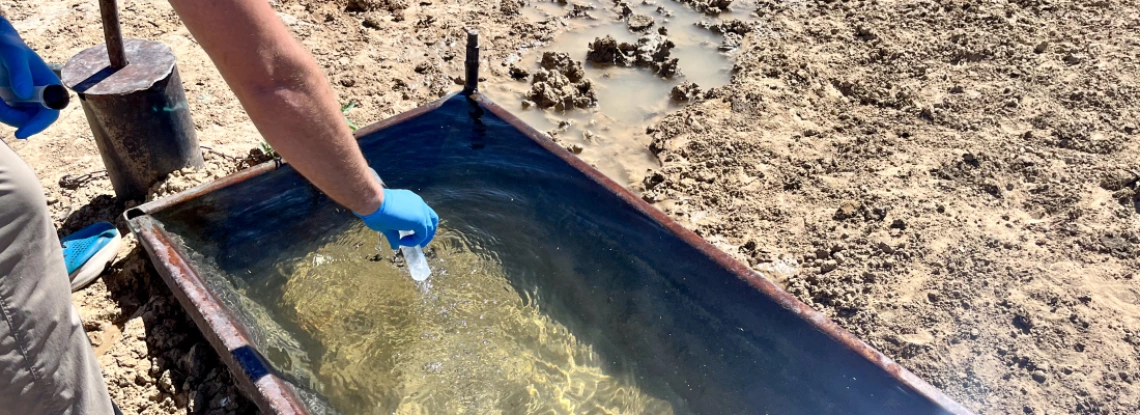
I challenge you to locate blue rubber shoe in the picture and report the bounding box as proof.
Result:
[61,222,122,292]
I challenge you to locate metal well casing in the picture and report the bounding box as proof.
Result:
[62,39,203,201]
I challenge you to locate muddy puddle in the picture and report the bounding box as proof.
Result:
[485,0,754,188]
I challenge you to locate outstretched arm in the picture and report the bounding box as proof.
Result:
[167,0,436,247]
[168,0,376,213]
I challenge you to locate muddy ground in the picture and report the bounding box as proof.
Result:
[1,0,1138,414]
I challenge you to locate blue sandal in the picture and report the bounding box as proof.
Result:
[61,222,122,292]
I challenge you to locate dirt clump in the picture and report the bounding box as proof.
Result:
[499,0,524,16]
[95,263,254,415]
[342,0,408,13]
[697,18,757,37]
[675,0,733,15]
[670,81,702,103]
[508,64,530,80]
[145,150,254,200]
[539,51,587,83]
[585,35,624,65]
[696,18,758,52]
[627,14,655,32]
[719,32,742,51]
[615,0,635,18]
[528,52,597,111]
[586,34,678,78]
[567,2,595,19]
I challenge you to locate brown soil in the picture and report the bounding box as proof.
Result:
[643,1,1140,414]
[2,0,1138,414]
[587,33,680,77]
[671,0,734,15]
[527,51,597,110]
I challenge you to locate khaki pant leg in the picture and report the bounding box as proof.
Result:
[0,140,113,415]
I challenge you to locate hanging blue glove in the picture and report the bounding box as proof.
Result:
[0,17,60,139]
[354,169,439,249]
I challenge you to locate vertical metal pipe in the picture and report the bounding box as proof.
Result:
[99,0,128,69]
[464,30,479,95]
[62,39,202,201]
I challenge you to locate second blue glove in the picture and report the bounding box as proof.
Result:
[0,17,61,139]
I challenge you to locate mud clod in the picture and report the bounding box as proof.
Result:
[343,0,409,14]
[1100,169,1139,191]
[670,81,702,103]
[500,0,524,16]
[586,35,623,65]
[587,34,679,78]
[676,0,733,15]
[697,19,757,36]
[719,32,742,51]
[528,52,597,111]
[567,3,595,19]
[508,65,529,81]
[627,14,655,32]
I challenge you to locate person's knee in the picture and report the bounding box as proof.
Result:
[0,150,52,236]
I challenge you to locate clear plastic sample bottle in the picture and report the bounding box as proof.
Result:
[396,231,431,281]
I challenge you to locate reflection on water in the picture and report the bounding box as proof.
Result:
[254,223,677,414]
[485,0,752,188]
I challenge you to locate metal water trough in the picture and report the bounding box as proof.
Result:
[124,89,973,414]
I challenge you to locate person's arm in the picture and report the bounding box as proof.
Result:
[168,0,436,247]
[168,0,379,214]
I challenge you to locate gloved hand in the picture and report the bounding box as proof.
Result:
[354,170,439,249]
[0,17,60,139]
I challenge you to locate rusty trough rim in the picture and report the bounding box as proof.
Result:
[125,91,974,415]
[129,215,310,414]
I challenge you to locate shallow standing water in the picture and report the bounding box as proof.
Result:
[486,0,753,187]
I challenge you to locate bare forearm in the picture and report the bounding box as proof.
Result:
[168,0,382,214]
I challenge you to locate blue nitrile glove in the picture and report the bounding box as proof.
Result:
[354,170,439,249]
[0,17,60,139]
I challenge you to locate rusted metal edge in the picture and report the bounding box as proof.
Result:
[471,92,975,415]
[126,214,310,414]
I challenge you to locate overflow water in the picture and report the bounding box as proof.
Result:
[485,0,753,188]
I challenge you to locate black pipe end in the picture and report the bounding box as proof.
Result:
[125,208,146,220]
[43,84,70,110]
